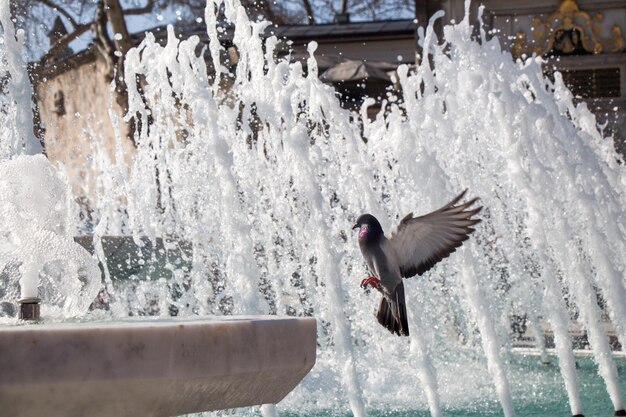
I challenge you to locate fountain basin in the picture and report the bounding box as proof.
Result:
[0,316,316,417]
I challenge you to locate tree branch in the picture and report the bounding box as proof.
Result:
[92,0,115,74]
[103,0,132,55]
[340,0,348,15]
[36,0,79,28]
[124,0,155,16]
[37,22,91,65]
[301,0,315,25]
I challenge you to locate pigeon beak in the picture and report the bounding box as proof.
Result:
[352,223,359,230]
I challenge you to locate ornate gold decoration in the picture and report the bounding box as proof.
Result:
[512,0,626,57]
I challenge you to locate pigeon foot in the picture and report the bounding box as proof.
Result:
[360,276,381,291]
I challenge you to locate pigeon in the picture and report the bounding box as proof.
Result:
[352,190,482,336]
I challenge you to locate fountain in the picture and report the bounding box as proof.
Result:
[0,1,316,415]
[1,0,625,416]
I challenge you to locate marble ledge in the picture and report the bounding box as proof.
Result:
[0,315,317,417]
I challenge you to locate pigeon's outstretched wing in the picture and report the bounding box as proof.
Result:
[388,190,482,278]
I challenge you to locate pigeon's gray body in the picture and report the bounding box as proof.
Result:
[353,190,482,336]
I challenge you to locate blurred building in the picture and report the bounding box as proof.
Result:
[33,0,626,200]
[266,0,626,155]
[464,0,626,156]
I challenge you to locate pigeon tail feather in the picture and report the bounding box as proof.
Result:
[376,283,409,337]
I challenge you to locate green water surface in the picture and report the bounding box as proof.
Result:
[283,355,626,417]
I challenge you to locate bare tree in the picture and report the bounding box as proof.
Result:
[14,0,415,62]
[13,0,415,122]
[12,0,217,133]
[12,1,156,114]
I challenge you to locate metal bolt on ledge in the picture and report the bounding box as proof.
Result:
[19,298,41,321]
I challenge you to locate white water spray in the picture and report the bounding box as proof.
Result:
[0,1,42,156]
[0,0,100,318]
[1,0,625,415]
[105,1,626,411]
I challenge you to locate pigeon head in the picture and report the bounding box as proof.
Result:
[352,214,383,241]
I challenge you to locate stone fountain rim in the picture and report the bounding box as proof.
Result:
[1,314,316,330]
